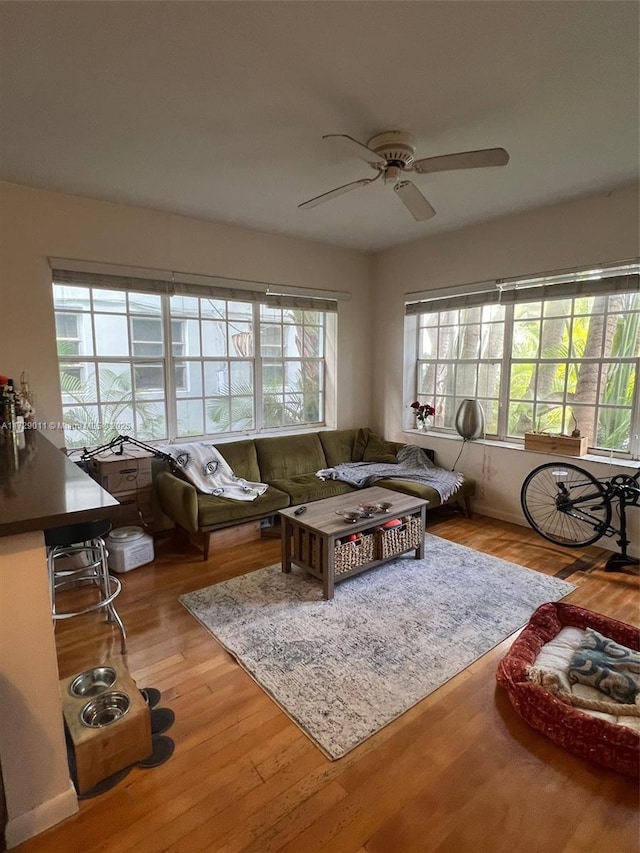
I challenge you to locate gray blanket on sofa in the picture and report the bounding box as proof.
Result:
[316,444,464,502]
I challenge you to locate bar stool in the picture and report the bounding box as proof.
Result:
[45,519,127,654]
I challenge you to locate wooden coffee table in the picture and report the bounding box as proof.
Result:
[279,486,428,600]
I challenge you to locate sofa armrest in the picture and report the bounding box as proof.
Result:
[155,470,199,533]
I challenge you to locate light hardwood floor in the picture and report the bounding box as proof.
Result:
[15,513,640,853]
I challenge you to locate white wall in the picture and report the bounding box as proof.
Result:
[0,181,373,441]
[373,183,640,554]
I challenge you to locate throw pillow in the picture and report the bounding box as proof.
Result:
[568,628,640,704]
[362,433,399,464]
[352,428,372,462]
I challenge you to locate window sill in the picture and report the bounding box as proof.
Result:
[402,429,639,468]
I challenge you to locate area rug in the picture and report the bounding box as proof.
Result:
[180,534,575,759]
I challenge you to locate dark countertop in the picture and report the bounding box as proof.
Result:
[0,429,119,536]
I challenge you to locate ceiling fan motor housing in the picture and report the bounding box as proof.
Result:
[367,131,416,168]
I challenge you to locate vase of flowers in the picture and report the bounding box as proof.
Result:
[410,400,435,430]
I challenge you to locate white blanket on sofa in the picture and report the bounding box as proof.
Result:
[158,442,268,501]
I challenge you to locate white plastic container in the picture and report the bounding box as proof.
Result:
[106,526,154,573]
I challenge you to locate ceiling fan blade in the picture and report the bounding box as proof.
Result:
[298,177,374,210]
[394,181,436,221]
[322,133,387,168]
[413,147,509,175]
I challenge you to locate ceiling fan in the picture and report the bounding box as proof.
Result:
[298,130,509,221]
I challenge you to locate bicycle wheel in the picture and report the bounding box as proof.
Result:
[521,462,612,547]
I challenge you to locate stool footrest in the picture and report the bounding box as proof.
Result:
[53,574,122,619]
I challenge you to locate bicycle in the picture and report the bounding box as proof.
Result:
[520,462,640,572]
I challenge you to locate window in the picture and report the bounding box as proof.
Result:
[53,280,332,447]
[409,266,640,456]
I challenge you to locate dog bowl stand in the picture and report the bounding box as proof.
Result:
[60,659,151,794]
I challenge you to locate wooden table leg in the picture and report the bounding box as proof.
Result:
[281,517,292,573]
[324,534,335,600]
[416,506,427,559]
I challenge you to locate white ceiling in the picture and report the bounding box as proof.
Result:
[1,1,638,252]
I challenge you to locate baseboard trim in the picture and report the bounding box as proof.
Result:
[4,784,78,849]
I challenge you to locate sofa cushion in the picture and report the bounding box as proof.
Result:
[362,433,399,464]
[352,428,372,462]
[197,486,289,529]
[376,478,443,508]
[377,475,476,509]
[319,429,359,467]
[216,439,262,483]
[255,433,327,480]
[269,474,355,504]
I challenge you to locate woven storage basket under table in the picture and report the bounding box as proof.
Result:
[334,532,376,575]
[376,516,424,560]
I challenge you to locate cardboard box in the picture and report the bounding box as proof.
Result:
[88,453,152,494]
[524,432,588,457]
[110,486,154,526]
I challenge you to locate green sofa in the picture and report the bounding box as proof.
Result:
[155,428,475,559]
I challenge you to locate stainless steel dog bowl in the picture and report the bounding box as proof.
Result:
[69,666,117,697]
[80,691,130,727]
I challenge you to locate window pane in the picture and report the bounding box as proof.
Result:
[99,363,132,401]
[62,404,100,448]
[303,326,322,358]
[93,289,126,313]
[101,403,134,438]
[206,399,230,433]
[53,285,90,310]
[482,323,504,359]
[510,363,535,401]
[60,363,97,404]
[230,361,253,390]
[458,324,481,359]
[200,298,226,319]
[202,320,227,356]
[456,364,476,397]
[260,324,282,356]
[231,396,254,427]
[482,399,499,434]
[204,361,229,395]
[56,312,94,356]
[228,301,253,322]
[229,324,253,356]
[512,319,540,358]
[477,363,501,399]
[175,361,202,397]
[177,399,203,436]
[133,363,165,395]
[171,296,199,317]
[263,392,284,428]
[128,292,162,315]
[95,314,129,356]
[131,317,163,343]
[178,320,200,356]
[135,401,167,441]
[508,402,533,436]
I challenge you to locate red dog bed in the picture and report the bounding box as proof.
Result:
[496,602,640,777]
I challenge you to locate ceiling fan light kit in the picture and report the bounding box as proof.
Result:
[298,129,509,222]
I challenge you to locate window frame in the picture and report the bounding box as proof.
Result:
[409,280,640,459]
[53,282,331,446]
